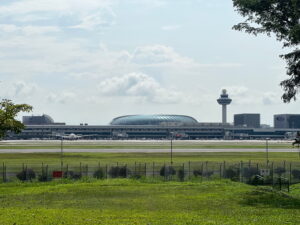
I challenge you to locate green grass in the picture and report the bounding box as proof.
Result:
[1,152,300,166]
[0,179,300,224]
[0,144,294,149]
[0,140,294,149]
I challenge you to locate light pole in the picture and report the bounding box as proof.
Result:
[266,138,270,166]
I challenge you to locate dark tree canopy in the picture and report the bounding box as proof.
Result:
[0,99,32,139]
[233,0,300,102]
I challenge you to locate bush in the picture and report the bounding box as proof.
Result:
[93,168,105,179]
[38,174,51,182]
[177,168,185,181]
[292,169,300,179]
[159,166,176,177]
[193,169,202,177]
[16,168,36,181]
[248,175,264,185]
[108,166,129,178]
[224,167,239,180]
[274,167,286,176]
[202,171,214,177]
[242,167,258,179]
[63,171,82,179]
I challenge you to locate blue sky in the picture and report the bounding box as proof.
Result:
[0,0,298,125]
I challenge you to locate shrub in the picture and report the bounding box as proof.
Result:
[292,169,300,179]
[193,169,202,177]
[274,167,286,176]
[38,174,51,182]
[93,168,105,179]
[108,166,129,178]
[159,166,176,177]
[177,168,185,181]
[224,167,239,181]
[248,175,264,185]
[242,167,258,179]
[63,171,82,179]
[202,171,214,177]
[16,168,36,181]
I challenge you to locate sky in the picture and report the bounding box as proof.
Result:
[0,0,298,126]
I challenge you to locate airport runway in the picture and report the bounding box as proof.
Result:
[0,148,298,153]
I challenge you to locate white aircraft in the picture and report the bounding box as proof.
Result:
[54,133,97,140]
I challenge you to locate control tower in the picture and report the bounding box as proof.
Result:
[217,89,232,124]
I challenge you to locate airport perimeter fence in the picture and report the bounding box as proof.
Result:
[0,161,298,190]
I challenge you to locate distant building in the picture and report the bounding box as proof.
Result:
[23,114,65,125]
[274,114,300,129]
[234,114,260,128]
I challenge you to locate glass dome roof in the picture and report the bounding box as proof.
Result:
[110,115,198,126]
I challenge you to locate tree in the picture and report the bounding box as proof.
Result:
[0,99,32,139]
[232,0,300,102]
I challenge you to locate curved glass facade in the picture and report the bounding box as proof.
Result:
[110,115,198,126]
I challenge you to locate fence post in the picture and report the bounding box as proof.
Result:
[289,162,292,184]
[219,163,222,179]
[183,163,185,181]
[46,165,48,181]
[125,164,128,178]
[134,162,137,176]
[283,160,286,179]
[188,161,191,180]
[201,163,203,182]
[152,162,155,178]
[144,163,147,177]
[86,164,88,177]
[271,162,274,187]
[239,161,243,182]
[106,164,108,179]
[80,162,82,177]
[223,161,226,178]
[2,162,5,182]
[164,163,166,181]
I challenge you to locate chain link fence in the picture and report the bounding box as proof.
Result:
[1,161,298,190]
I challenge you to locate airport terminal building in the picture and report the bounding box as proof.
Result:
[6,114,299,140]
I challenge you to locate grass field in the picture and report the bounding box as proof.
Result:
[0,140,295,149]
[0,179,300,224]
[1,152,300,165]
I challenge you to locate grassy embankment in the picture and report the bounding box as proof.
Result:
[0,179,300,224]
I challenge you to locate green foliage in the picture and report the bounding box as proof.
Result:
[177,168,185,181]
[233,0,300,102]
[93,168,105,179]
[0,99,32,139]
[224,167,239,181]
[274,167,286,176]
[108,166,129,178]
[242,167,259,178]
[16,168,36,181]
[248,175,264,185]
[193,169,202,177]
[64,171,82,180]
[292,169,300,179]
[159,165,176,177]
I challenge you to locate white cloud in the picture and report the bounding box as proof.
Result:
[131,45,194,65]
[0,0,116,31]
[98,72,183,104]
[161,25,181,31]
[47,91,77,104]
[0,24,61,35]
